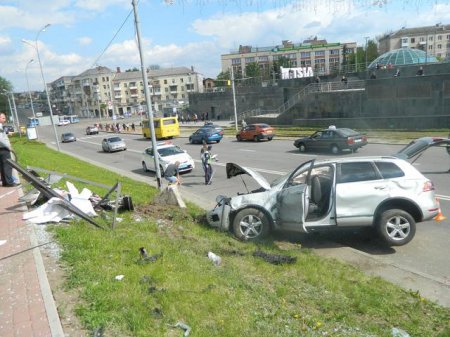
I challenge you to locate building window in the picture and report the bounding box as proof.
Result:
[165,88,168,92]
[437,44,442,49]
[315,50,325,57]
[245,57,255,63]
[411,38,415,43]
[429,36,433,41]
[172,79,175,84]
[300,60,311,66]
[420,37,425,42]
[428,45,433,50]
[300,52,311,58]
[285,53,296,59]
[273,55,279,61]
[232,58,241,64]
[258,56,269,62]
[164,79,167,84]
[180,78,184,83]
[329,49,340,55]
[438,35,442,40]
[401,38,408,43]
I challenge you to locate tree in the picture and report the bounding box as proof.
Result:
[244,62,260,79]
[0,76,13,116]
[125,67,139,72]
[272,56,292,80]
[215,70,230,87]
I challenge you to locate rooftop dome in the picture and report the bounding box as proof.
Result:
[368,48,438,69]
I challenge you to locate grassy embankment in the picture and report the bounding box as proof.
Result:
[11,137,450,337]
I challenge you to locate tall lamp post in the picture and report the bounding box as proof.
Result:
[25,59,39,139]
[364,36,369,70]
[22,23,60,151]
[2,90,21,137]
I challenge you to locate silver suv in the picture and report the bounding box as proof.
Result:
[207,157,439,246]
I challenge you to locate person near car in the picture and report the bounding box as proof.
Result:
[164,161,181,185]
[241,119,247,129]
[0,112,19,187]
[201,143,214,185]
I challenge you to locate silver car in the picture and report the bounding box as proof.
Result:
[207,157,439,246]
[102,136,127,152]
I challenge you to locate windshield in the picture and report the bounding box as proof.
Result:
[158,146,184,157]
[108,137,122,143]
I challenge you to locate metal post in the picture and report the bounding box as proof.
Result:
[25,59,39,139]
[2,93,16,131]
[22,24,60,150]
[231,66,238,131]
[364,36,369,70]
[132,0,162,190]
[10,92,21,138]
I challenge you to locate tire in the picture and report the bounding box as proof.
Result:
[330,144,340,154]
[375,209,416,246]
[253,135,258,142]
[142,161,148,172]
[232,207,270,241]
[352,148,359,153]
[236,135,242,141]
[268,137,273,141]
[216,139,220,143]
[298,143,306,152]
[189,137,194,144]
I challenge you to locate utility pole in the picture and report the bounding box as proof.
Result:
[10,92,21,138]
[364,36,369,70]
[230,66,238,131]
[132,0,162,190]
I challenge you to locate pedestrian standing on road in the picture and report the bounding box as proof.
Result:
[131,122,135,132]
[201,143,216,185]
[0,112,19,187]
[164,161,181,186]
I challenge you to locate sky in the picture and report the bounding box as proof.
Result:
[1,0,450,92]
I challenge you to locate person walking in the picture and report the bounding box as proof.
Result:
[201,143,214,185]
[0,112,19,187]
[164,161,181,186]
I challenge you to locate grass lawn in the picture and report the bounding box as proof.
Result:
[11,137,450,337]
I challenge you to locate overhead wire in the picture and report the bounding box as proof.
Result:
[90,2,139,69]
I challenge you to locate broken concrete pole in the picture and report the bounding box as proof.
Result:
[153,185,186,208]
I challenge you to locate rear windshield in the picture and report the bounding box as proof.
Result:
[158,146,184,157]
[337,128,359,136]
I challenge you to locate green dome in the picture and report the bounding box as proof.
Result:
[368,48,438,69]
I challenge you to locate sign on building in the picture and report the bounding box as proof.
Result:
[281,67,314,79]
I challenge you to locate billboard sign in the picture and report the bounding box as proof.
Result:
[281,66,314,79]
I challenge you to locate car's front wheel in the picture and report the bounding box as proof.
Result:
[232,208,270,241]
[297,143,306,152]
[142,161,148,172]
[189,137,194,144]
[376,209,416,246]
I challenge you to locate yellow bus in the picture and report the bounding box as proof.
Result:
[142,117,180,139]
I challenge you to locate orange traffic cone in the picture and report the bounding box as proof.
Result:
[434,198,446,222]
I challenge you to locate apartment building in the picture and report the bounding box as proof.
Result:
[378,23,450,59]
[48,65,203,118]
[112,66,203,116]
[221,38,357,78]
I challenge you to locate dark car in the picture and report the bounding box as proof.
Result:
[236,123,275,142]
[61,132,76,143]
[394,137,450,160]
[294,127,367,154]
[189,127,223,144]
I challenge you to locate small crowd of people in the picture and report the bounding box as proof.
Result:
[96,122,136,133]
[179,111,209,124]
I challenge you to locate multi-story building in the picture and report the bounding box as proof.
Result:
[112,66,203,116]
[378,23,450,60]
[221,38,357,79]
[48,66,204,118]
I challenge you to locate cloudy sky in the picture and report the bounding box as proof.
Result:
[1,0,450,92]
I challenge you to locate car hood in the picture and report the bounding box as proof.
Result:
[225,163,271,190]
[161,153,192,163]
[393,137,450,159]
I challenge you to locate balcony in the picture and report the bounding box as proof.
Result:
[114,94,122,99]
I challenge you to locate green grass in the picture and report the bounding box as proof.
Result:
[11,137,450,337]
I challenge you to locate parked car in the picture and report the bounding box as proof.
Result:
[102,136,127,152]
[3,125,15,134]
[189,127,223,144]
[236,123,275,142]
[142,141,195,175]
[86,126,99,135]
[207,157,439,246]
[294,126,367,154]
[394,136,450,160]
[57,120,70,126]
[61,132,76,143]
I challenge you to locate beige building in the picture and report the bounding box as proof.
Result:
[378,23,450,59]
[221,38,357,78]
[49,66,203,118]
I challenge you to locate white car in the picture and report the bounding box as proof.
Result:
[142,142,195,175]
[207,157,439,247]
[58,120,70,126]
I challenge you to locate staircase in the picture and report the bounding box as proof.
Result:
[239,80,366,120]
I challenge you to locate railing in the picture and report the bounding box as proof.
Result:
[239,80,366,120]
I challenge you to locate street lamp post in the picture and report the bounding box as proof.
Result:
[25,59,39,139]
[22,23,60,151]
[1,91,17,132]
[2,90,21,137]
[364,36,369,70]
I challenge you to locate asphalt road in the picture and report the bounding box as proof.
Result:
[33,120,450,306]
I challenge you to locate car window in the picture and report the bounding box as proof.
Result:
[337,128,359,137]
[374,161,405,179]
[158,146,183,157]
[146,148,154,156]
[311,131,322,139]
[108,137,121,142]
[338,162,379,183]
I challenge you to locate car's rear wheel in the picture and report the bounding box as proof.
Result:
[268,137,273,141]
[142,161,148,172]
[189,137,194,144]
[376,209,416,246]
[298,143,306,152]
[232,208,270,241]
[330,144,340,154]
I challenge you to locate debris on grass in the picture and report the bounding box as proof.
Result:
[253,250,297,265]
